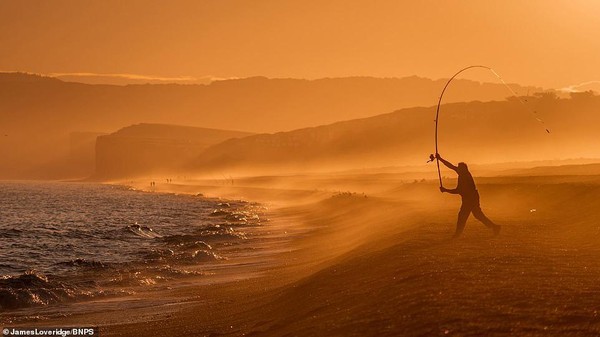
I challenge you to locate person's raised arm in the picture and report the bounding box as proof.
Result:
[435,153,458,172]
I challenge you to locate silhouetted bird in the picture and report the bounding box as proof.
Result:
[436,153,501,238]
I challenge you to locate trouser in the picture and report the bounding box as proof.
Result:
[455,194,497,236]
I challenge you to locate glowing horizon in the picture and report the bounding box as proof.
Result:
[1,0,599,89]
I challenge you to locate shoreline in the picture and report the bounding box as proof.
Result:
[1,178,342,329]
[4,173,600,336]
[1,181,299,325]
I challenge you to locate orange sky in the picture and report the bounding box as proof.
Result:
[1,0,598,88]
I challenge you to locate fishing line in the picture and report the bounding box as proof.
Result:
[430,65,550,188]
[489,68,550,131]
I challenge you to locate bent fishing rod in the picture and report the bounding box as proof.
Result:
[429,65,550,188]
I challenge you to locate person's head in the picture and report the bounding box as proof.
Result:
[457,162,469,174]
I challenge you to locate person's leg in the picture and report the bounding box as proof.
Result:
[454,204,472,238]
[472,205,501,234]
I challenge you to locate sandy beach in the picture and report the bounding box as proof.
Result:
[3,170,599,336]
[4,2,600,336]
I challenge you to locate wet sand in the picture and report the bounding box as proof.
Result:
[4,171,600,336]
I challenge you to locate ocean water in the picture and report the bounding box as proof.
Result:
[0,182,264,311]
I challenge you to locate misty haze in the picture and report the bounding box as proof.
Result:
[1,1,600,336]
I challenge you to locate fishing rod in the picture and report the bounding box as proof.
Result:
[429,65,550,188]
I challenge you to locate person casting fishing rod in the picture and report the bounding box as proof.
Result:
[436,153,501,238]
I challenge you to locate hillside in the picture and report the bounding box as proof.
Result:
[188,93,600,175]
[94,123,252,179]
[0,72,543,179]
[0,72,544,133]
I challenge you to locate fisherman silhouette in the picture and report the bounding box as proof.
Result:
[436,153,501,238]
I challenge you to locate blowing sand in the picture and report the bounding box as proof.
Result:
[4,171,600,336]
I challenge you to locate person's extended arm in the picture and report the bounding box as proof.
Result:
[440,186,459,194]
[435,153,458,171]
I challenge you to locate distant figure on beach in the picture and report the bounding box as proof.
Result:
[436,153,501,238]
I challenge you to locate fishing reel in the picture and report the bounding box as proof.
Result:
[426,153,435,163]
